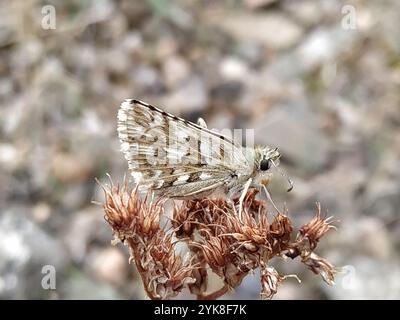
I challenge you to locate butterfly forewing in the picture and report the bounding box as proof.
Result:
[117,99,250,197]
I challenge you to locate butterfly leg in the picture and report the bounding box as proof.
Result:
[238,178,252,221]
[197,117,208,128]
[262,185,281,214]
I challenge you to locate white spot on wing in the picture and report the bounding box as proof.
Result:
[131,171,143,182]
[121,142,130,152]
[166,147,186,163]
[118,109,127,121]
[153,170,163,178]
[177,130,188,140]
[200,172,212,180]
[154,180,164,188]
[121,100,133,111]
[199,137,213,164]
[173,174,190,185]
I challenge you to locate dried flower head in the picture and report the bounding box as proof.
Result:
[298,203,337,249]
[99,177,162,242]
[99,178,339,300]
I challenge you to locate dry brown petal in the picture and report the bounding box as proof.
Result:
[188,264,208,295]
[260,266,284,300]
[100,180,139,240]
[224,262,248,288]
[100,177,339,300]
[172,204,199,238]
[301,251,338,286]
[132,232,197,300]
[199,235,229,269]
[221,203,272,254]
[270,212,293,243]
[298,203,336,249]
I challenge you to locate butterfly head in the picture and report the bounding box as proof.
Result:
[255,146,293,192]
[256,146,281,171]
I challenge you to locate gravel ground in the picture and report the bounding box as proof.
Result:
[0,0,399,299]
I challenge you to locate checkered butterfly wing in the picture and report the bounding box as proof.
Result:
[117,99,250,198]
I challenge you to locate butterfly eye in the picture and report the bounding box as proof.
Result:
[260,159,271,171]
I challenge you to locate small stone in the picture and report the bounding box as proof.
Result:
[61,270,123,299]
[162,76,208,114]
[156,36,179,59]
[253,102,330,173]
[32,202,52,223]
[65,44,97,71]
[236,41,264,67]
[130,65,163,93]
[61,183,91,211]
[244,0,277,9]
[206,110,235,135]
[51,152,93,184]
[87,247,128,286]
[295,27,358,71]
[282,0,324,26]
[325,257,400,299]
[63,207,109,263]
[0,78,13,98]
[219,56,249,81]
[87,0,115,21]
[121,32,143,53]
[356,218,392,259]
[216,12,304,50]
[0,144,18,170]
[11,39,43,69]
[0,208,68,298]
[103,48,129,74]
[162,55,191,89]
[0,17,14,46]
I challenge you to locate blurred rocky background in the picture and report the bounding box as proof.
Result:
[0,0,399,299]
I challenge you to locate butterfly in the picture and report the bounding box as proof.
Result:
[117,99,293,218]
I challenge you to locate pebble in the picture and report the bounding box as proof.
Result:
[87,247,128,286]
[216,12,304,50]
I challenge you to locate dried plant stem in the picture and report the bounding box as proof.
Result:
[100,179,339,300]
[127,238,160,300]
[197,284,230,300]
